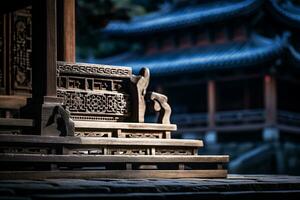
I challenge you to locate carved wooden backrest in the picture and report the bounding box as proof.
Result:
[56,62,171,125]
[57,62,133,122]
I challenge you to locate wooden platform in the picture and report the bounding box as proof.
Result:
[0,170,227,179]
[0,154,228,178]
[0,134,202,156]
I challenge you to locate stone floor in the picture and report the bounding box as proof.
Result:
[0,175,300,199]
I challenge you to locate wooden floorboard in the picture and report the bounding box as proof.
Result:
[0,170,227,179]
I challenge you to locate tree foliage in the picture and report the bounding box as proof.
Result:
[76,0,164,59]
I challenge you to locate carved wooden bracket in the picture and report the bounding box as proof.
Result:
[148,92,171,124]
[131,67,172,124]
[131,68,150,123]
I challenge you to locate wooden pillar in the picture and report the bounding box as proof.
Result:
[31,0,63,135]
[57,0,76,62]
[32,0,57,101]
[263,74,279,142]
[264,75,277,126]
[208,80,216,129]
[205,80,217,144]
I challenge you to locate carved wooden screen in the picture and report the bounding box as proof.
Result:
[0,14,4,94]
[0,6,32,96]
[57,62,133,122]
[12,7,32,95]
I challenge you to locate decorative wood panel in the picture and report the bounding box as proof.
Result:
[0,6,32,96]
[57,62,133,122]
[12,6,32,94]
[0,14,5,93]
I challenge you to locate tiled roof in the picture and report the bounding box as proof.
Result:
[288,45,300,67]
[102,0,261,36]
[100,34,288,76]
[268,0,300,29]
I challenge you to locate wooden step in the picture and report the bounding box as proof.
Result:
[0,169,227,179]
[74,121,177,131]
[0,154,228,163]
[0,134,203,156]
[73,121,177,139]
[0,154,228,178]
[0,134,201,146]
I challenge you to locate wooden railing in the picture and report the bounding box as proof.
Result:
[278,110,300,126]
[153,109,300,133]
[215,109,265,125]
[171,113,207,126]
[172,109,265,126]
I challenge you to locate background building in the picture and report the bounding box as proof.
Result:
[93,0,300,174]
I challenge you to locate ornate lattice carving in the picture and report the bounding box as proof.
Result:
[57,62,132,78]
[0,146,51,155]
[121,132,163,139]
[57,90,130,117]
[155,148,193,155]
[58,76,128,93]
[57,62,133,122]
[71,116,118,121]
[108,148,148,155]
[74,131,112,137]
[68,148,104,155]
[12,7,32,93]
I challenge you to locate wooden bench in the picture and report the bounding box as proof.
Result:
[50,62,175,138]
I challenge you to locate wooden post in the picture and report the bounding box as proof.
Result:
[31,0,63,135]
[264,75,277,126]
[32,0,57,100]
[206,80,217,144]
[263,74,279,142]
[208,80,216,129]
[57,0,76,62]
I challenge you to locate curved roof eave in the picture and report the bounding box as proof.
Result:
[288,45,300,67]
[113,34,288,76]
[268,0,300,29]
[101,0,262,36]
